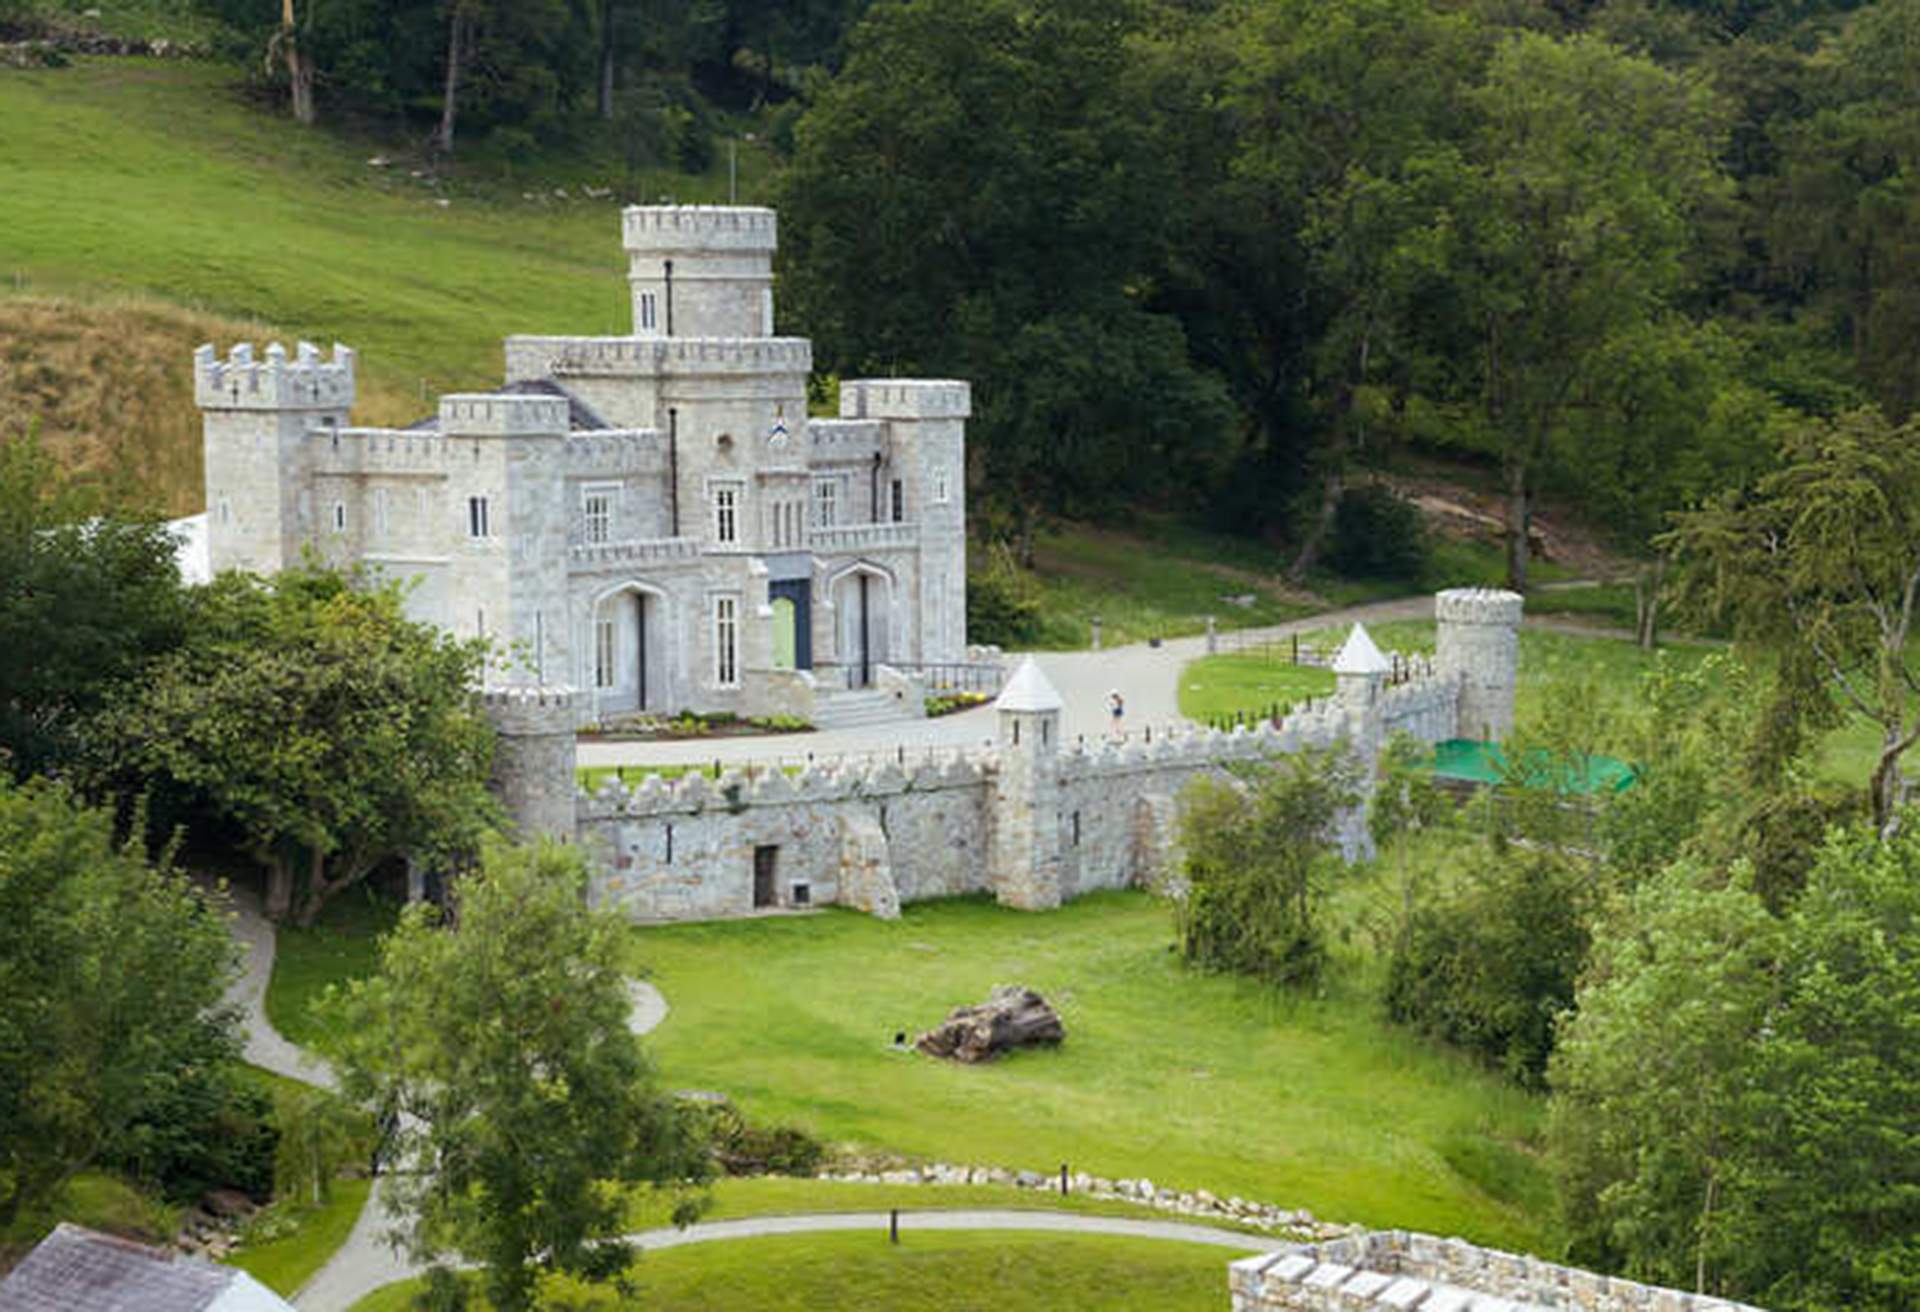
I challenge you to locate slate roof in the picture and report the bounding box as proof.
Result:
[407,377,613,431]
[0,1224,292,1312]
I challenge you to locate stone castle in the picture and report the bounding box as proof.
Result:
[195,205,974,729]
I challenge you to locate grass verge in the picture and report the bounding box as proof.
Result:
[265,889,401,1051]
[227,1177,372,1296]
[346,1230,1246,1312]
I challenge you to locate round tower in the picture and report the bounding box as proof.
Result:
[1434,588,1524,741]
[483,685,579,842]
[989,658,1063,911]
[622,205,778,339]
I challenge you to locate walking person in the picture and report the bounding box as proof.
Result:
[1107,689,1125,739]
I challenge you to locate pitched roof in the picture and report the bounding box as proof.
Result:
[0,1224,292,1312]
[1331,623,1391,676]
[993,657,1064,713]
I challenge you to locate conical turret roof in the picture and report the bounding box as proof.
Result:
[1332,623,1392,676]
[994,657,1064,712]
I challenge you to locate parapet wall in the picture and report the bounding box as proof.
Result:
[1231,1231,1765,1312]
[622,204,777,253]
[439,394,569,438]
[506,335,811,379]
[841,379,972,420]
[194,341,356,411]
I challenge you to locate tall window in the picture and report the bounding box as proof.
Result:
[712,594,739,686]
[713,482,741,545]
[639,291,658,332]
[931,467,951,504]
[330,500,346,534]
[812,477,838,529]
[468,495,490,538]
[583,488,612,544]
[594,618,616,689]
[890,479,904,523]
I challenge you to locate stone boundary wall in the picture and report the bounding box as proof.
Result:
[1231,1231,1766,1312]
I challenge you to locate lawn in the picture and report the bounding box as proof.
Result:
[227,1178,372,1296]
[1176,653,1336,724]
[265,889,401,1050]
[346,1230,1247,1312]
[630,891,1553,1254]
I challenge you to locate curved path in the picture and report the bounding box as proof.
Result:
[223,880,1274,1311]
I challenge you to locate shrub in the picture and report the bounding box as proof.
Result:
[1384,845,1591,1087]
[692,1100,825,1177]
[1328,483,1431,581]
[966,545,1042,647]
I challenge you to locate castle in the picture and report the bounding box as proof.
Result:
[194,206,974,728]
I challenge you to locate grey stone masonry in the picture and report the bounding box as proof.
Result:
[1434,588,1523,742]
[1229,1232,1768,1312]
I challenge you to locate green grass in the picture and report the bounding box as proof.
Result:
[1176,653,1337,724]
[623,1176,1270,1236]
[0,1171,181,1269]
[631,891,1553,1254]
[346,1230,1247,1312]
[265,889,401,1050]
[227,1177,372,1296]
[1524,583,1639,629]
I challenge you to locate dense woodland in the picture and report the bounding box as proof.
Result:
[2,2,1919,1310]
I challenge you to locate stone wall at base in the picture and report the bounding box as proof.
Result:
[1229,1232,1767,1312]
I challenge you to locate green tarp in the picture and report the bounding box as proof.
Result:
[1425,739,1637,795]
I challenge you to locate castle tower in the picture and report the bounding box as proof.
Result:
[482,685,578,841]
[195,341,356,575]
[435,393,572,683]
[1332,622,1390,710]
[989,658,1064,911]
[839,380,971,663]
[623,205,777,340]
[1435,588,1524,741]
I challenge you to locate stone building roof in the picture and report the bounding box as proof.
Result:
[994,657,1064,713]
[0,1223,292,1312]
[406,377,611,432]
[1332,623,1391,676]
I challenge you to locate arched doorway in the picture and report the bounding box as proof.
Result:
[830,564,891,687]
[588,583,668,715]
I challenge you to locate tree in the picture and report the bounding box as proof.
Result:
[326,841,709,1312]
[1663,405,1920,834]
[1403,34,1728,591]
[0,777,241,1226]
[1173,750,1358,989]
[778,0,1233,553]
[93,565,497,924]
[0,432,186,780]
[1550,826,1920,1311]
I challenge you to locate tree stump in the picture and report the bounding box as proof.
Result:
[915,985,1065,1062]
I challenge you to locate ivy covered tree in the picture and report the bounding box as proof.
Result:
[325,841,710,1312]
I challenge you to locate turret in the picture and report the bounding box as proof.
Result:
[1435,588,1524,741]
[989,658,1063,911]
[195,341,356,575]
[1332,622,1390,710]
[483,685,578,841]
[622,205,778,339]
[840,379,971,662]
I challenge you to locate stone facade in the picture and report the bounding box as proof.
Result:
[195,206,975,728]
[562,592,1522,921]
[1229,1231,1766,1312]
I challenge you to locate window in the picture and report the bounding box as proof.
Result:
[712,483,741,545]
[890,479,904,523]
[931,466,951,504]
[639,290,658,332]
[583,487,613,544]
[330,500,346,534]
[812,477,838,529]
[217,497,232,526]
[468,495,490,538]
[594,618,616,689]
[712,594,739,686]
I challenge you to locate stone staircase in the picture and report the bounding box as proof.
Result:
[812,686,917,730]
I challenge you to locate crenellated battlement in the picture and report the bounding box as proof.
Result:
[807,419,885,452]
[578,751,991,820]
[508,334,812,378]
[840,379,972,421]
[438,393,568,438]
[563,429,665,472]
[622,204,777,253]
[194,341,356,411]
[482,684,577,737]
[1434,587,1524,627]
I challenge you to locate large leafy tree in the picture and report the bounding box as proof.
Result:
[778,0,1233,553]
[1663,405,1920,834]
[326,841,709,1312]
[1403,33,1728,592]
[0,434,186,780]
[0,777,241,1226]
[93,565,497,924]
[1551,826,1920,1311]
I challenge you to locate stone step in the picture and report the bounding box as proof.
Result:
[813,689,914,729]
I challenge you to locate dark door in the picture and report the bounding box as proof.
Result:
[752,846,778,908]
[768,579,812,669]
[634,594,648,710]
[858,573,871,688]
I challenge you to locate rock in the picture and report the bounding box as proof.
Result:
[914,985,1064,1063]
[1015,1170,1043,1188]
[200,1189,255,1220]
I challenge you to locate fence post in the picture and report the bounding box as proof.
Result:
[1292,634,1300,664]
[1206,615,1217,654]
[889,1209,900,1244]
